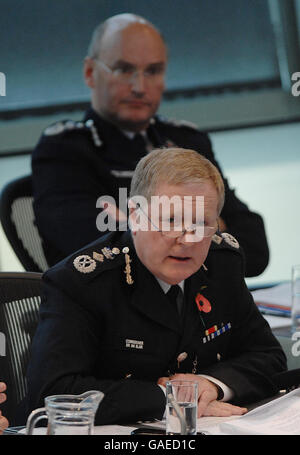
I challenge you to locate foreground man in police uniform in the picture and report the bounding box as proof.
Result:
[32,13,269,277]
[26,148,286,425]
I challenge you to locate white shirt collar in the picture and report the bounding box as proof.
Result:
[121,129,147,140]
[155,277,185,294]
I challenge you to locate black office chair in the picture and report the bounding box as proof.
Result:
[0,271,42,426]
[0,175,49,273]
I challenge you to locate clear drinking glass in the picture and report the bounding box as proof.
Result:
[166,380,198,435]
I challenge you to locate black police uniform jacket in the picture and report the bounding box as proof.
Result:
[25,230,286,425]
[31,108,269,277]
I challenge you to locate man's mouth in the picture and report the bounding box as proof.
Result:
[124,99,150,107]
[169,256,191,262]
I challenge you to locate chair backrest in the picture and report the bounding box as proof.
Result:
[0,175,49,273]
[0,272,42,425]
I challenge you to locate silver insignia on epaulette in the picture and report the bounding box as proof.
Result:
[85,119,102,147]
[101,247,114,260]
[212,233,222,244]
[122,247,134,285]
[221,232,239,249]
[44,122,66,136]
[65,120,76,129]
[73,255,97,273]
[44,120,86,136]
[93,251,104,262]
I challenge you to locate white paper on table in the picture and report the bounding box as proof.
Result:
[252,282,291,309]
[214,388,300,435]
[140,416,241,434]
[19,425,135,435]
[19,427,46,435]
[93,425,135,435]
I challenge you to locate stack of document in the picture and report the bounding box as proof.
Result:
[251,282,291,317]
[207,388,300,435]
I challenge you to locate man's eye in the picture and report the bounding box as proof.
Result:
[145,66,164,76]
[115,65,134,75]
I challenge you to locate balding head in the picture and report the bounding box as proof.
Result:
[84,13,167,132]
[87,14,165,59]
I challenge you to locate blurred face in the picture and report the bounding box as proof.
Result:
[84,23,167,132]
[131,181,219,284]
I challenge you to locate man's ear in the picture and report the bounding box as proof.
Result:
[83,57,95,88]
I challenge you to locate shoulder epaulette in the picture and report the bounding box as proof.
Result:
[156,115,199,131]
[43,119,102,147]
[68,243,134,285]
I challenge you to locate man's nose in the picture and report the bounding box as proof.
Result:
[176,231,202,245]
[130,70,146,93]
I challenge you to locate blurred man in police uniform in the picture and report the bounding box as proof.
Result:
[26,148,286,425]
[32,13,269,277]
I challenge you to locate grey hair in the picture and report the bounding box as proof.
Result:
[130,148,225,215]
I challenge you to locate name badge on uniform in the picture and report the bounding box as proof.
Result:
[125,339,144,350]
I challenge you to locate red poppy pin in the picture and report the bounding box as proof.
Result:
[195,293,212,313]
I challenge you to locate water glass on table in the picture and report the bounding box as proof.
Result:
[166,380,198,435]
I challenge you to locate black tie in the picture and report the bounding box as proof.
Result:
[167,285,184,315]
[133,133,146,146]
[130,133,147,164]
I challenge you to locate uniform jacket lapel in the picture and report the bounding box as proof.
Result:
[177,267,217,352]
[129,248,182,335]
